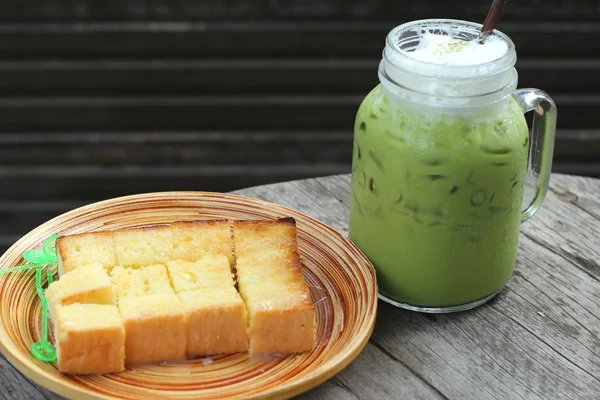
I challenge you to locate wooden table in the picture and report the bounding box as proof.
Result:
[1,172,599,399]
[232,172,600,400]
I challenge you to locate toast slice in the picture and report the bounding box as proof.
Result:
[170,220,234,264]
[56,232,116,276]
[167,255,248,357]
[178,286,249,358]
[118,293,187,365]
[45,263,115,322]
[54,303,125,375]
[233,218,316,355]
[113,225,173,268]
[110,264,174,300]
[166,255,234,293]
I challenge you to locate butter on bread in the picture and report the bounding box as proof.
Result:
[47,216,317,375]
[178,286,249,357]
[233,218,316,355]
[171,220,234,264]
[167,256,248,357]
[166,255,234,293]
[56,231,116,276]
[110,264,174,300]
[113,225,173,268]
[45,263,115,322]
[54,303,125,375]
[118,294,187,365]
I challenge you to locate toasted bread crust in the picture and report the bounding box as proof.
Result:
[233,218,316,355]
[56,231,117,275]
[170,219,234,264]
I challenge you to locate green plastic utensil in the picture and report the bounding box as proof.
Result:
[0,235,60,362]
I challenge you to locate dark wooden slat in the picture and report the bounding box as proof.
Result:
[515,59,600,94]
[550,163,600,178]
[0,160,597,227]
[0,22,596,59]
[0,202,85,251]
[0,59,377,96]
[0,131,353,166]
[0,235,18,256]
[0,95,359,132]
[0,0,593,22]
[0,164,351,201]
[0,94,592,132]
[0,163,600,254]
[551,130,600,161]
[0,131,350,144]
[0,202,86,251]
[0,129,595,166]
[1,162,599,255]
[0,59,596,96]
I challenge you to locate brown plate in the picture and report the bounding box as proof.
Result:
[0,192,377,400]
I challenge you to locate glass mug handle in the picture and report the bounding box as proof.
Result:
[513,89,558,223]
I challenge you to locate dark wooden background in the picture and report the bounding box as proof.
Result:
[0,0,598,253]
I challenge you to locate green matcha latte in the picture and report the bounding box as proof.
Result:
[347,19,549,311]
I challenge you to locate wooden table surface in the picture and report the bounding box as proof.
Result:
[232,172,600,400]
[1,172,599,399]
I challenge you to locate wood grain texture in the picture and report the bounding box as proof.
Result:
[230,172,600,399]
[1,157,600,253]
[0,0,598,393]
[1,173,599,399]
[0,355,62,400]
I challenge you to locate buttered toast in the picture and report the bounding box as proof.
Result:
[170,220,234,264]
[110,264,174,300]
[166,256,249,358]
[56,220,233,275]
[47,217,316,374]
[118,294,187,365]
[53,303,125,375]
[233,218,316,355]
[56,232,116,276]
[45,263,116,322]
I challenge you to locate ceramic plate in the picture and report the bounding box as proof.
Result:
[0,192,377,400]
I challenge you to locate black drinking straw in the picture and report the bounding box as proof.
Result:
[479,0,508,43]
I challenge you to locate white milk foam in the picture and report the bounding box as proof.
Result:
[404,34,508,65]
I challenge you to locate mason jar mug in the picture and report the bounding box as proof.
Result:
[348,19,557,313]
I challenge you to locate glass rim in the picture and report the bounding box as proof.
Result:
[384,18,517,76]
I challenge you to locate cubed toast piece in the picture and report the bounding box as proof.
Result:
[110,264,174,300]
[54,303,125,375]
[233,218,316,355]
[178,287,249,357]
[45,263,115,322]
[56,232,116,276]
[113,225,173,268]
[170,220,234,264]
[118,294,186,365]
[166,255,234,293]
